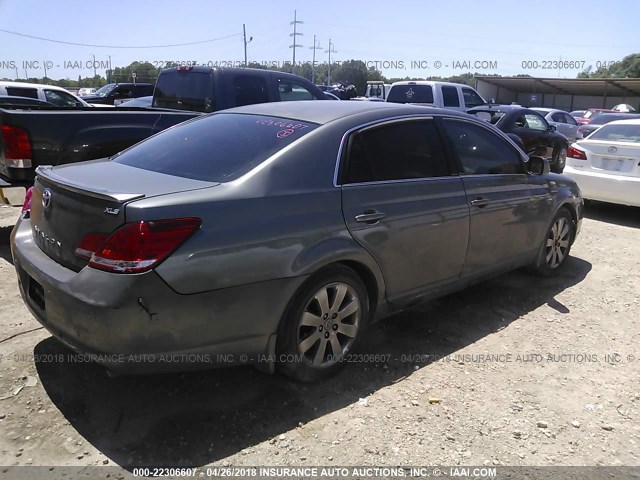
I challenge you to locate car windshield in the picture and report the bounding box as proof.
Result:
[93,84,115,97]
[114,113,319,182]
[588,124,640,143]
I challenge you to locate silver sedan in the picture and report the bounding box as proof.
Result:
[532,108,580,143]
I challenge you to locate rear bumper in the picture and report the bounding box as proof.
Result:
[11,216,307,374]
[564,166,640,207]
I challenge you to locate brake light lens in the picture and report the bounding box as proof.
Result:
[22,186,33,213]
[1,125,32,168]
[75,232,109,260]
[568,146,587,160]
[85,217,201,273]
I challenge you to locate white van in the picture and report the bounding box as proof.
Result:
[386,81,487,112]
[364,81,393,100]
[0,82,91,107]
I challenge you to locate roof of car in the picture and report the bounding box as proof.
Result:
[531,107,565,113]
[467,105,531,114]
[219,100,466,125]
[606,118,640,125]
[0,81,71,91]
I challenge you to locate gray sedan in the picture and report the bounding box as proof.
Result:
[11,101,583,382]
[532,108,580,143]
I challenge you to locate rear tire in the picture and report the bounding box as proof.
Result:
[531,208,575,276]
[276,265,369,383]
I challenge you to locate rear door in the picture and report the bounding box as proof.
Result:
[441,85,463,111]
[441,118,550,275]
[340,117,469,303]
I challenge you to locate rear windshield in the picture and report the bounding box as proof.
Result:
[588,124,640,143]
[387,85,434,104]
[153,71,214,112]
[114,114,318,182]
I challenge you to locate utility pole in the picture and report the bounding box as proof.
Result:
[243,24,253,67]
[309,35,322,84]
[325,39,337,85]
[92,54,97,77]
[43,61,48,79]
[289,10,303,73]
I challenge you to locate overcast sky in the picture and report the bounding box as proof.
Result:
[0,0,637,80]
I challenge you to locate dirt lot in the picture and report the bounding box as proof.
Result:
[0,199,638,477]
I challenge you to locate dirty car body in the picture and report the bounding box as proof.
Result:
[11,101,583,380]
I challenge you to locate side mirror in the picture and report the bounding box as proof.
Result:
[488,97,495,104]
[528,156,550,175]
[548,124,557,132]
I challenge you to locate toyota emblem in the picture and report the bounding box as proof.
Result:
[42,189,52,209]
[608,146,617,153]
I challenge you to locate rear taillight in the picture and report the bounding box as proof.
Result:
[568,146,587,160]
[1,125,32,168]
[75,232,109,260]
[85,217,201,273]
[22,186,33,213]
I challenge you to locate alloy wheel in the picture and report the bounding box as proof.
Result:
[297,282,361,368]
[546,216,571,269]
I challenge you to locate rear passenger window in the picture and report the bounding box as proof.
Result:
[6,87,38,99]
[234,75,269,106]
[342,120,450,184]
[443,119,523,175]
[441,86,460,107]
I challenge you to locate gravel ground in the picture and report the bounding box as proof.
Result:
[0,200,638,478]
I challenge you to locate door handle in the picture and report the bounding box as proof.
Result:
[355,210,386,224]
[470,196,490,208]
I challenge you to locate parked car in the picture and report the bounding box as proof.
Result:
[115,96,153,108]
[77,88,97,97]
[576,112,638,139]
[324,92,341,100]
[0,82,90,107]
[80,83,155,105]
[531,108,580,143]
[351,81,393,101]
[466,105,569,172]
[386,81,487,112]
[570,110,587,118]
[575,108,616,125]
[564,119,640,207]
[611,104,636,113]
[0,67,327,186]
[11,101,583,382]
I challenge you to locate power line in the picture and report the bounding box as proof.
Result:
[0,29,242,49]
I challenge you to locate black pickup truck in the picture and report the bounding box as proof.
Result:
[0,67,326,186]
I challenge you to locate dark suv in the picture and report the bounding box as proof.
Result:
[80,83,155,105]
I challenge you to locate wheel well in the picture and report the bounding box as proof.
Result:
[559,203,578,241]
[336,260,379,318]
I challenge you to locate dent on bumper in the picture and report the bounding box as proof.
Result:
[10,217,307,373]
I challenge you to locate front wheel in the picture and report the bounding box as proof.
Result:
[276,265,369,382]
[552,147,567,173]
[531,209,575,276]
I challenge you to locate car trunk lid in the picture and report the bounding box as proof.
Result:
[30,160,217,272]
[582,141,640,177]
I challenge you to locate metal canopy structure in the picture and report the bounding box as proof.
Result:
[474,76,640,110]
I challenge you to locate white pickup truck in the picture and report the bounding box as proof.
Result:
[386,80,487,112]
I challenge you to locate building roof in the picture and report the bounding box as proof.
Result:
[475,76,640,97]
